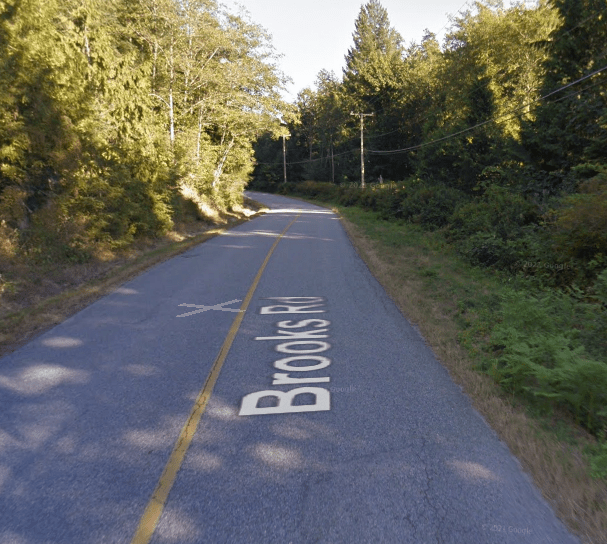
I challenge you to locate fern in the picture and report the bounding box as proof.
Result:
[490,287,607,435]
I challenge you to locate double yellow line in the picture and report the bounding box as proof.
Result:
[131,213,301,544]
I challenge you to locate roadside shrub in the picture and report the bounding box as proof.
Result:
[276,182,295,195]
[280,181,340,202]
[550,174,607,265]
[480,164,577,203]
[489,288,607,436]
[23,199,93,263]
[576,268,607,361]
[0,185,29,230]
[587,440,607,480]
[448,184,539,241]
[353,183,406,219]
[373,184,408,220]
[0,220,19,261]
[458,232,524,270]
[357,187,379,211]
[337,187,363,207]
[399,182,466,229]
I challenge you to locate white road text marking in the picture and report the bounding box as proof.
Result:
[176,300,244,317]
[239,298,333,416]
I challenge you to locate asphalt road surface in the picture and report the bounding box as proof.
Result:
[0,192,580,544]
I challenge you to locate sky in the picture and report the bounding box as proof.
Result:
[224,0,483,101]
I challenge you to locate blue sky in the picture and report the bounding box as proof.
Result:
[225,0,507,101]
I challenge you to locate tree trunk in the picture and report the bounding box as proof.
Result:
[152,42,158,93]
[196,105,204,162]
[169,44,175,147]
[213,137,235,187]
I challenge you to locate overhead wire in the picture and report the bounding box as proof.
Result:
[256,1,510,167]
[368,64,607,155]
[361,0,606,149]
[364,2,607,155]
[349,0,607,139]
[256,2,607,169]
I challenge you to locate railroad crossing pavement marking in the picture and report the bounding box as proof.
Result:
[176,299,244,317]
[130,213,301,544]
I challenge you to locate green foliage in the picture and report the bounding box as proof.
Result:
[550,174,607,263]
[457,232,524,270]
[397,182,467,228]
[574,268,607,361]
[342,0,404,105]
[0,0,289,262]
[337,187,364,207]
[447,185,541,269]
[255,0,607,452]
[489,288,607,435]
[587,439,607,480]
[523,0,607,171]
[450,185,538,239]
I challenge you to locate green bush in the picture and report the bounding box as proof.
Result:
[278,181,340,202]
[398,182,467,229]
[372,185,407,219]
[337,187,363,207]
[550,174,607,265]
[587,440,607,480]
[489,288,607,436]
[457,232,524,269]
[449,184,539,241]
[478,164,577,203]
[576,268,607,361]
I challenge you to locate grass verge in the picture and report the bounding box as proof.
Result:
[0,197,267,358]
[299,197,606,544]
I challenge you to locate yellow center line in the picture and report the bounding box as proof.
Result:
[131,213,302,544]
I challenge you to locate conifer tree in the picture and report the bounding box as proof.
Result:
[343,0,404,107]
[342,0,405,180]
[524,0,607,172]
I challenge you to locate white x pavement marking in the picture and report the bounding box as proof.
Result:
[176,299,244,317]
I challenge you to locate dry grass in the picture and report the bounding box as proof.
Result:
[0,197,267,358]
[336,208,607,544]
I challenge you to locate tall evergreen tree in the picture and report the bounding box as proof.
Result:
[343,0,403,104]
[342,0,405,180]
[523,0,607,172]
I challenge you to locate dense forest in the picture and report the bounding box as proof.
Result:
[0,0,290,263]
[252,0,607,441]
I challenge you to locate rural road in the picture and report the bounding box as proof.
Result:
[0,191,579,543]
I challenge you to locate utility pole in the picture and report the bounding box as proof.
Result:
[350,111,374,188]
[282,131,290,183]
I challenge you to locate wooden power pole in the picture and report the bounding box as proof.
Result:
[350,111,374,188]
[281,131,290,184]
[282,134,287,183]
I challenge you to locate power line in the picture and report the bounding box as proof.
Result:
[254,146,359,167]
[367,63,607,156]
[343,0,606,132]
[256,4,607,170]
